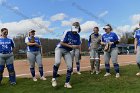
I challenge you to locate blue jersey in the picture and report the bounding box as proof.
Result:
[102,32,119,48]
[25,37,41,52]
[0,37,15,53]
[134,29,140,46]
[57,31,81,51]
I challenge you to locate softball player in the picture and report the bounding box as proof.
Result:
[25,29,46,81]
[51,22,81,88]
[0,28,16,85]
[134,22,140,76]
[70,24,82,75]
[101,24,120,78]
[88,27,101,75]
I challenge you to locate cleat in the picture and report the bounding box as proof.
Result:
[40,76,47,80]
[52,78,57,87]
[104,73,111,77]
[77,72,81,75]
[71,72,74,75]
[10,82,16,85]
[64,83,72,88]
[33,77,37,82]
[116,73,120,78]
[136,72,140,76]
[96,71,100,75]
[90,70,95,74]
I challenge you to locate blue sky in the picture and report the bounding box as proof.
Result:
[0,0,140,39]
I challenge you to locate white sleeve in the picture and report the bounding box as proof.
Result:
[25,37,29,43]
[134,31,137,38]
[61,30,69,41]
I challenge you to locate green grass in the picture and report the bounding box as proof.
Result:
[1,65,140,93]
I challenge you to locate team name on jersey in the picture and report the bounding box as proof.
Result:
[103,36,113,42]
[68,38,78,44]
[0,41,11,45]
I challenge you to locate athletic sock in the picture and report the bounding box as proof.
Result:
[76,62,80,72]
[105,64,110,73]
[114,63,119,73]
[39,67,44,77]
[53,65,58,78]
[30,68,35,77]
[66,68,72,83]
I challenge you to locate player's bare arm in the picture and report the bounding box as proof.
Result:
[60,42,80,49]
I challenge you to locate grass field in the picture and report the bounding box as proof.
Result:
[1,65,140,93]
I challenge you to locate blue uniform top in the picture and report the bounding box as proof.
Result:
[134,29,140,46]
[0,37,15,53]
[25,36,41,52]
[57,31,81,51]
[102,32,119,48]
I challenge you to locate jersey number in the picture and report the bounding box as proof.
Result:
[2,45,8,49]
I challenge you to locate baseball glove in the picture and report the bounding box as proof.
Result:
[104,43,110,52]
[29,37,35,43]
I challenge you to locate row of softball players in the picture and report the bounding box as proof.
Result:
[0,22,82,86]
[89,22,140,79]
[52,22,140,89]
[1,22,140,89]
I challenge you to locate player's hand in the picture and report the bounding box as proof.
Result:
[34,43,41,47]
[72,45,80,49]
[108,42,114,45]
[101,42,105,45]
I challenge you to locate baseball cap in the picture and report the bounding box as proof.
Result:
[71,26,79,32]
[103,26,110,30]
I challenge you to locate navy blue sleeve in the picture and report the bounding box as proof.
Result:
[37,37,41,45]
[11,39,15,48]
[101,35,105,42]
[88,35,91,47]
[114,33,119,41]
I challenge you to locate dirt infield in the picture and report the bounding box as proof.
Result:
[3,55,137,78]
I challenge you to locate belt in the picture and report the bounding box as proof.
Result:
[0,52,11,54]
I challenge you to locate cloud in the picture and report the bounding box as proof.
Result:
[61,18,82,26]
[50,13,67,21]
[11,6,19,11]
[98,11,108,18]
[81,21,99,32]
[114,25,131,37]
[113,24,139,38]
[0,0,6,5]
[113,13,140,36]
[0,17,52,37]
[131,14,140,24]
[80,34,89,39]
